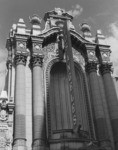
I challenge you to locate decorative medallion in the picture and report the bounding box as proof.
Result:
[33,43,42,51]
[87,50,97,62]
[101,51,110,62]
[17,41,26,49]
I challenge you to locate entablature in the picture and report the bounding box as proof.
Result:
[6,8,112,68]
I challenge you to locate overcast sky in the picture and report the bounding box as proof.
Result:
[0,0,118,90]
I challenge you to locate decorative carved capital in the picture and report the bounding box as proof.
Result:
[30,55,44,68]
[99,63,113,75]
[14,53,27,66]
[85,62,97,73]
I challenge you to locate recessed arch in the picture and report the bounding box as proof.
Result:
[44,58,95,140]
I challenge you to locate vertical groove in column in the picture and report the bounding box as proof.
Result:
[32,58,46,150]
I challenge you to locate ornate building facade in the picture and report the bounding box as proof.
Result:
[1,8,118,150]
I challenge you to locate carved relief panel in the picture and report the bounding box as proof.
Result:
[0,99,14,150]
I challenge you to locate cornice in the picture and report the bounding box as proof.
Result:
[14,33,29,42]
[40,27,60,37]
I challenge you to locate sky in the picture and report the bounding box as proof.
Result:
[0,0,118,90]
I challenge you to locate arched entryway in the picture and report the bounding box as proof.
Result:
[47,62,92,149]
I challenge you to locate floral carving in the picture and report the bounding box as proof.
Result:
[14,53,27,66]
[16,41,26,53]
[30,55,44,67]
[87,50,97,62]
[101,51,110,63]
[33,43,42,52]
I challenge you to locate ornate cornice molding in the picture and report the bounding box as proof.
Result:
[70,29,94,44]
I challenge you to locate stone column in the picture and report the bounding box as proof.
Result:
[100,63,118,150]
[13,53,27,150]
[86,62,110,148]
[31,55,46,150]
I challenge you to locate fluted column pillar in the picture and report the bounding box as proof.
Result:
[100,63,118,150]
[86,62,110,148]
[31,55,46,150]
[13,53,27,150]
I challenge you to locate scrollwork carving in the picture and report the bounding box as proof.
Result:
[30,55,44,67]
[14,53,27,66]
[0,124,13,149]
[99,63,113,75]
[85,62,97,73]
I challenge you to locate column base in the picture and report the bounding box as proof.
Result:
[99,140,113,150]
[13,139,27,150]
[13,146,27,150]
[115,142,118,150]
[32,139,46,150]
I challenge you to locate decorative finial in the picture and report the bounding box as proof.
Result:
[12,24,17,30]
[18,18,25,23]
[80,23,91,33]
[95,29,107,45]
[55,8,65,15]
[29,14,42,25]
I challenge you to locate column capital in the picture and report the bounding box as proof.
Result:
[99,63,113,75]
[14,53,27,66]
[30,54,44,68]
[85,61,97,73]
